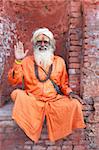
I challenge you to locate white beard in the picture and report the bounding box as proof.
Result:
[34,46,54,69]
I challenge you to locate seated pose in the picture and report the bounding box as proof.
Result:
[8,27,85,142]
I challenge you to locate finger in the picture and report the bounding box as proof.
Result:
[16,41,23,53]
[19,41,23,48]
[14,45,16,51]
[19,41,23,47]
[19,41,24,52]
[16,42,19,50]
[17,42,21,52]
[24,49,29,56]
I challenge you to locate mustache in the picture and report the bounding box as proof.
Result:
[33,44,55,54]
[33,47,54,69]
[37,45,48,51]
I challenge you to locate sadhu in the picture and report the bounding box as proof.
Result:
[8,28,85,142]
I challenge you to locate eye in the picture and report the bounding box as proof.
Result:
[43,41,49,44]
[36,41,42,45]
[36,41,49,45]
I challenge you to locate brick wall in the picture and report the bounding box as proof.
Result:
[81,1,99,149]
[67,0,83,95]
[0,0,99,150]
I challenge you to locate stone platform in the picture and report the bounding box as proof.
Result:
[0,102,87,150]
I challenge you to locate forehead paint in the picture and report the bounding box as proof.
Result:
[41,34,44,41]
[36,34,50,42]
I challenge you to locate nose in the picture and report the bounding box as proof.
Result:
[41,41,45,46]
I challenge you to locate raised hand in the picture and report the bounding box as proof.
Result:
[14,41,29,60]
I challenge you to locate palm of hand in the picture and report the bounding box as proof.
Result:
[14,41,28,60]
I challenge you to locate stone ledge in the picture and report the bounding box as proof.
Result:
[0,102,13,121]
[0,103,88,150]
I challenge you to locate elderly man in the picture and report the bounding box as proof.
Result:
[8,28,85,142]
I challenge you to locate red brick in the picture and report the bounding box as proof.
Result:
[70,41,82,46]
[70,23,82,29]
[69,57,80,63]
[71,12,82,18]
[69,52,80,57]
[69,63,80,69]
[84,50,88,55]
[25,140,34,145]
[82,105,94,111]
[63,140,72,145]
[70,86,80,92]
[69,79,80,84]
[24,145,31,150]
[0,141,1,150]
[94,103,99,110]
[74,145,87,150]
[69,83,80,89]
[84,32,89,38]
[69,29,80,34]
[84,62,90,67]
[45,140,55,146]
[70,34,79,40]
[89,57,97,63]
[84,56,88,62]
[70,46,81,51]
[69,69,78,75]
[62,145,72,150]
[69,74,80,80]
[32,145,47,150]
[84,39,89,44]
[47,146,61,150]
[1,139,24,150]
[70,2,81,7]
[83,44,90,49]
[71,6,81,12]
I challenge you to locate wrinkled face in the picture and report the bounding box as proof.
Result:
[34,34,50,51]
[33,34,54,69]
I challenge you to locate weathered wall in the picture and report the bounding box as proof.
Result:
[81,1,99,149]
[0,0,17,106]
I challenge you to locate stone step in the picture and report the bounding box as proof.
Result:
[0,102,87,150]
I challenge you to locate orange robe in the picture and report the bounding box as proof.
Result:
[8,55,85,142]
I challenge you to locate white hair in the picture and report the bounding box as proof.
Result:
[31,27,56,50]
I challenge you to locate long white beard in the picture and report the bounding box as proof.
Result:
[34,46,54,69]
